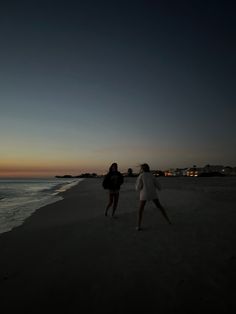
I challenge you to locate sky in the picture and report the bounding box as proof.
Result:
[0,0,235,177]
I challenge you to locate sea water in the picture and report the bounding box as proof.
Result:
[0,178,82,234]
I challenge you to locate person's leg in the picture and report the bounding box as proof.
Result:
[112,192,119,217]
[137,200,146,230]
[153,198,172,224]
[105,193,114,216]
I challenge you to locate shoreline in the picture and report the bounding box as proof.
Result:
[0,178,83,235]
[0,177,236,312]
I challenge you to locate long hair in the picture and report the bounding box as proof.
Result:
[109,162,118,172]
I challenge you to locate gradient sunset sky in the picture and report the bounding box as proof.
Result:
[1,0,235,177]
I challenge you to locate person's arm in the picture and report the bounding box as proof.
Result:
[102,174,110,189]
[120,173,124,185]
[135,175,143,191]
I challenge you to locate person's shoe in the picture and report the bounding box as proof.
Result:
[135,226,142,231]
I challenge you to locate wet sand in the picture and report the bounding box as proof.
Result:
[0,177,236,313]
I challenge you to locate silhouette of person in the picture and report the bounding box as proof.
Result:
[135,163,171,230]
[103,163,124,217]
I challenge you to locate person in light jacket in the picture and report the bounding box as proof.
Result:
[135,163,171,230]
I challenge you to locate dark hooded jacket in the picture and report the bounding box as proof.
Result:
[102,171,124,190]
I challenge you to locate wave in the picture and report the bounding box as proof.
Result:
[0,178,83,234]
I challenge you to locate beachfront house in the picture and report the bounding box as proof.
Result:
[203,164,224,174]
[186,167,203,177]
[164,168,188,176]
[222,166,236,176]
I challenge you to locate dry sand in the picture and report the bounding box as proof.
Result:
[0,177,236,313]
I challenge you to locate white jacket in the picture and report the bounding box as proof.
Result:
[135,172,161,201]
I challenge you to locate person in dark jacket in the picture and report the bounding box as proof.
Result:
[103,162,124,217]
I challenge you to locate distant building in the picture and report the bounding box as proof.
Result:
[222,166,236,176]
[186,167,203,177]
[164,168,187,176]
[164,169,176,176]
[151,170,165,177]
[175,168,188,176]
[203,165,224,174]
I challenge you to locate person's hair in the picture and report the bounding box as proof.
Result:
[109,162,118,172]
[140,163,150,172]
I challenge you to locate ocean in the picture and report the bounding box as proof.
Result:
[0,178,82,234]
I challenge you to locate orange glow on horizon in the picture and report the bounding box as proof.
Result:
[0,160,95,178]
[0,159,110,178]
[0,168,102,178]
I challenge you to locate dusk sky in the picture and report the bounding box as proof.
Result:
[1,0,235,177]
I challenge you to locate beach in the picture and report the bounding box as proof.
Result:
[0,177,236,313]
